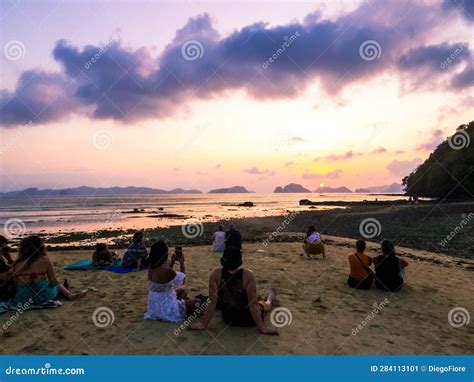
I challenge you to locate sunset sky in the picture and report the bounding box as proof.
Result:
[0,0,472,193]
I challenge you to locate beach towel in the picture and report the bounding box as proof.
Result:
[0,300,61,314]
[64,259,147,273]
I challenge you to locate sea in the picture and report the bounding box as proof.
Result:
[0,193,407,238]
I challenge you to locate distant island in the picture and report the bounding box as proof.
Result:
[274,183,311,193]
[355,183,404,193]
[208,186,253,194]
[0,186,202,197]
[314,186,352,193]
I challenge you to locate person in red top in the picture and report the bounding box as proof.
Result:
[347,240,373,290]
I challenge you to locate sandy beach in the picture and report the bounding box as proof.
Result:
[1,236,472,355]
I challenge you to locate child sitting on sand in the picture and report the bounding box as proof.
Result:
[122,231,150,269]
[302,225,326,259]
[373,240,408,292]
[144,240,201,322]
[92,243,117,266]
[347,240,373,290]
[12,236,91,304]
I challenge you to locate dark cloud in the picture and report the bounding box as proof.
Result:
[0,1,471,127]
[442,0,474,22]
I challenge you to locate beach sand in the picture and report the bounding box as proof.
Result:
[0,236,472,355]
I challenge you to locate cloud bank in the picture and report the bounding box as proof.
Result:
[1,0,472,127]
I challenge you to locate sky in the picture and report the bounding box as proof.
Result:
[0,0,472,193]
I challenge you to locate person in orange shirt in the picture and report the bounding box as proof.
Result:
[347,240,373,290]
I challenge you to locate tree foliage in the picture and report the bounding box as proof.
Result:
[402,121,473,199]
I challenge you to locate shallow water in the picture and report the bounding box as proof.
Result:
[0,193,406,236]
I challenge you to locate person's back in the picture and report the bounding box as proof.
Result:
[218,268,254,326]
[213,226,226,252]
[92,243,114,265]
[347,240,373,289]
[374,255,402,291]
[123,232,148,268]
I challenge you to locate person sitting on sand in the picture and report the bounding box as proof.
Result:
[144,240,201,322]
[347,240,373,290]
[225,223,242,249]
[302,225,326,260]
[190,246,277,335]
[0,236,15,301]
[92,243,117,266]
[212,225,226,253]
[11,236,89,304]
[122,231,149,269]
[373,240,408,292]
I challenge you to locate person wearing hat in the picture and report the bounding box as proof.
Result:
[191,246,277,335]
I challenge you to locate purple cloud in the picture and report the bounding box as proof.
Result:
[1,1,471,127]
[387,158,423,177]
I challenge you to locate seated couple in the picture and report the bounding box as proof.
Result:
[348,239,408,292]
[1,236,91,305]
[144,242,277,335]
[302,225,326,260]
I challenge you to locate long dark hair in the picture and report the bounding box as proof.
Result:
[149,240,169,268]
[381,239,396,257]
[306,225,316,238]
[15,235,46,267]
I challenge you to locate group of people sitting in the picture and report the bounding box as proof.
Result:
[347,239,408,292]
[0,222,407,335]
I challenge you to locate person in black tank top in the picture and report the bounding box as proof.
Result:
[191,246,278,335]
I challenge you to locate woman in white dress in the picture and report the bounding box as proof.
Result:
[212,225,226,253]
[144,240,201,322]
